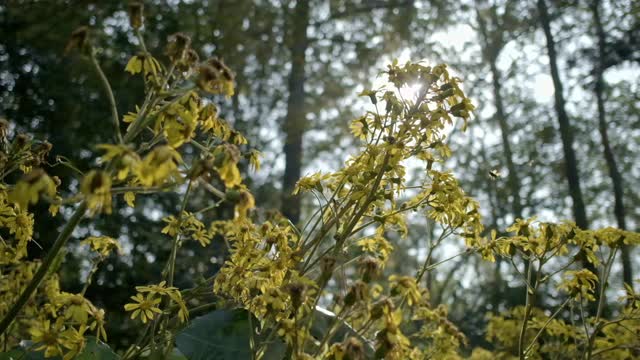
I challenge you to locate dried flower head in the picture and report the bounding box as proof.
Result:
[128,1,144,29]
[65,26,90,55]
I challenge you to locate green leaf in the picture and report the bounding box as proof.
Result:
[0,348,49,360]
[0,337,118,360]
[176,309,285,360]
[76,337,119,360]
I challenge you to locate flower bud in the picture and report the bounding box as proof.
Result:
[65,26,90,55]
[128,2,144,29]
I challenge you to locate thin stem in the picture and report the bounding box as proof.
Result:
[166,180,193,287]
[80,258,102,296]
[523,297,571,356]
[518,258,534,360]
[0,202,87,335]
[135,29,148,53]
[90,50,124,144]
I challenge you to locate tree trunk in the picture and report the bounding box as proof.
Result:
[475,6,523,220]
[281,0,310,224]
[591,0,633,288]
[537,0,589,230]
[537,0,598,311]
[476,4,522,314]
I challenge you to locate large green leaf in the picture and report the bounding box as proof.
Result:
[175,309,285,360]
[0,348,47,360]
[0,337,118,360]
[76,337,119,360]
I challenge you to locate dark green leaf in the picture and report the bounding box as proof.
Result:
[176,309,285,360]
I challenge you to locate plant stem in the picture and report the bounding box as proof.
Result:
[518,258,534,360]
[0,202,87,335]
[167,180,193,288]
[90,50,124,144]
[524,297,571,356]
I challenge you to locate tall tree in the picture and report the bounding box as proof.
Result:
[536,0,588,230]
[281,0,310,224]
[590,0,632,287]
[475,1,523,220]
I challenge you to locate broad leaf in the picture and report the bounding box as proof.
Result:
[176,309,285,360]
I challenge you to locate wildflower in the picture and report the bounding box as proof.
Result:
[293,172,327,195]
[81,236,122,257]
[125,53,162,82]
[124,293,162,323]
[235,189,255,219]
[124,191,136,207]
[558,269,599,301]
[80,170,113,215]
[389,275,421,306]
[8,206,34,246]
[89,308,108,341]
[59,325,87,360]
[162,104,198,148]
[29,318,66,358]
[135,281,189,323]
[53,292,93,324]
[161,214,182,237]
[246,149,261,171]
[9,168,57,209]
[213,144,242,188]
[134,145,183,187]
[97,144,140,180]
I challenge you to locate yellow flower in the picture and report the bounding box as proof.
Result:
[89,307,108,341]
[234,189,255,219]
[124,293,162,323]
[9,169,57,210]
[213,144,241,188]
[97,144,140,181]
[30,318,65,358]
[81,236,122,257]
[389,275,421,306]
[134,146,183,187]
[558,269,599,301]
[124,191,136,207]
[293,172,327,195]
[125,53,162,82]
[54,292,92,324]
[134,281,189,323]
[161,215,181,237]
[247,150,261,171]
[59,325,87,360]
[8,206,34,245]
[80,170,113,215]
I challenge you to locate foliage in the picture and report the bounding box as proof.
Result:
[0,3,638,360]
